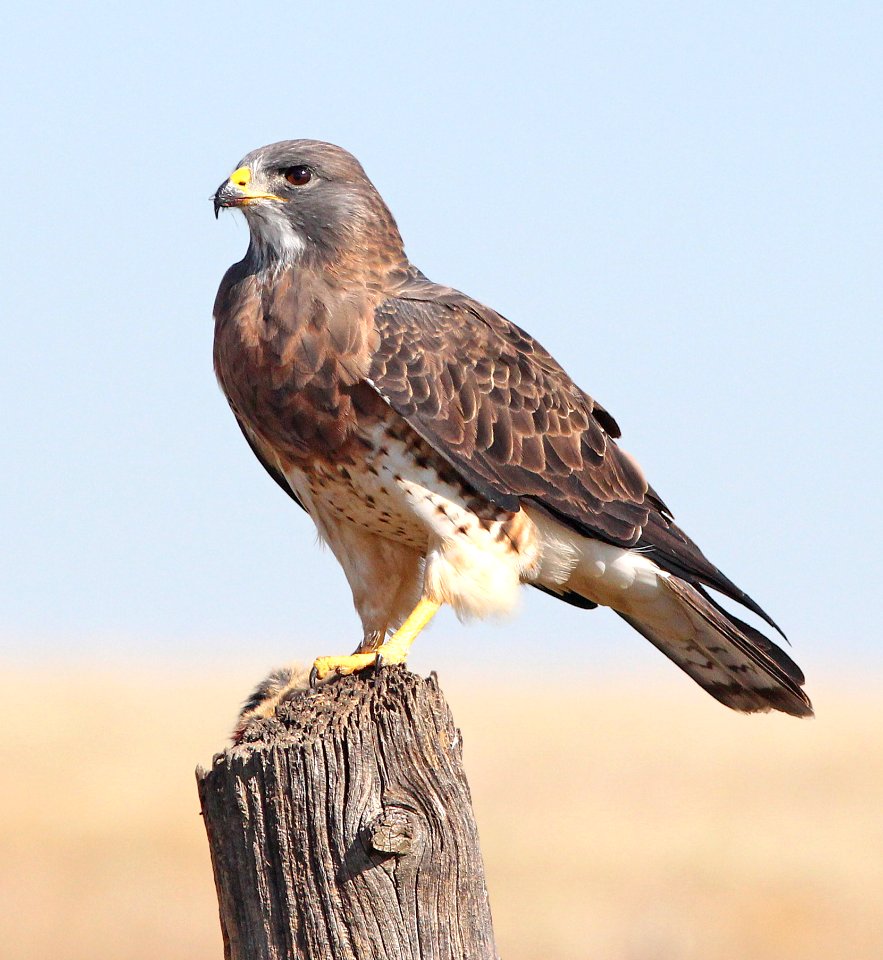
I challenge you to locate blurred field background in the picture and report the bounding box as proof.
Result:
[3,662,881,960]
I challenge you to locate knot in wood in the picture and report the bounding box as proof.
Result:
[369,807,415,856]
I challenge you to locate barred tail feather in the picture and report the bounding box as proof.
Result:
[619,576,813,717]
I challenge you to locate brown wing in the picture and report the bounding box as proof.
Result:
[370,280,650,545]
[369,278,782,631]
[230,404,306,512]
[370,282,649,545]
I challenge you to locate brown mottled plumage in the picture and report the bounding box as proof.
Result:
[212,140,812,719]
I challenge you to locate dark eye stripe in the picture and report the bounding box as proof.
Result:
[283,165,312,186]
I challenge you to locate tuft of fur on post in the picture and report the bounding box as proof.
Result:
[232,663,316,743]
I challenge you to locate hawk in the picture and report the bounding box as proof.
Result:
[212,140,812,718]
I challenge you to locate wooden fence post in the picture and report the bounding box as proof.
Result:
[196,666,498,960]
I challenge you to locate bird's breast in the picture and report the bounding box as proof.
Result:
[213,266,380,461]
[279,414,537,564]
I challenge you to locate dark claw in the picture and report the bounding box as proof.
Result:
[309,665,319,688]
[375,653,385,671]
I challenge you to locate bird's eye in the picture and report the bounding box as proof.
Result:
[282,165,312,186]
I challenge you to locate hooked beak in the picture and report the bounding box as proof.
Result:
[213,166,286,219]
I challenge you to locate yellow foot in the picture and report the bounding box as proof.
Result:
[311,651,381,681]
[311,598,441,683]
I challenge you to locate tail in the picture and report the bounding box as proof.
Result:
[525,506,812,717]
[618,576,813,717]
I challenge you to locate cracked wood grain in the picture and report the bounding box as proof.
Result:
[196,667,498,960]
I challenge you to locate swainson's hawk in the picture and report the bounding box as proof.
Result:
[212,140,812,718]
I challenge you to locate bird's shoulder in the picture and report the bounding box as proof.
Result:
[374,276,621,433]
[213,258,256,321]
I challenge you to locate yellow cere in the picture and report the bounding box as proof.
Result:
[227,165,285,203]
[230,166,251,187]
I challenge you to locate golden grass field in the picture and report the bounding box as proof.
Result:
[2,662,881,959]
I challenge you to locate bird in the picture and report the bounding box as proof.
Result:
[212,139,812,720]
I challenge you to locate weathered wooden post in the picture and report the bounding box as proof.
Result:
[196,666,498,960]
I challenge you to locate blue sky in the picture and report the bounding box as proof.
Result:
[1,2,880,684]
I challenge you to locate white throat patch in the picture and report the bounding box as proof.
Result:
[244,206,306,266]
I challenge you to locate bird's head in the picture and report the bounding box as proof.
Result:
[213,140,405,270]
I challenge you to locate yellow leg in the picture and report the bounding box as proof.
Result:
[312,599,441,680]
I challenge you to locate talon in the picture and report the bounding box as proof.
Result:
[309,602,439,686]
[309,665,318,688]
[312,652,377,679]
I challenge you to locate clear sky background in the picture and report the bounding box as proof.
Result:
[1,3,880,686]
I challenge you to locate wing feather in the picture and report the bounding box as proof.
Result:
[230,406,305,512]
[371,281,647,545]
[369,278,779,628]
